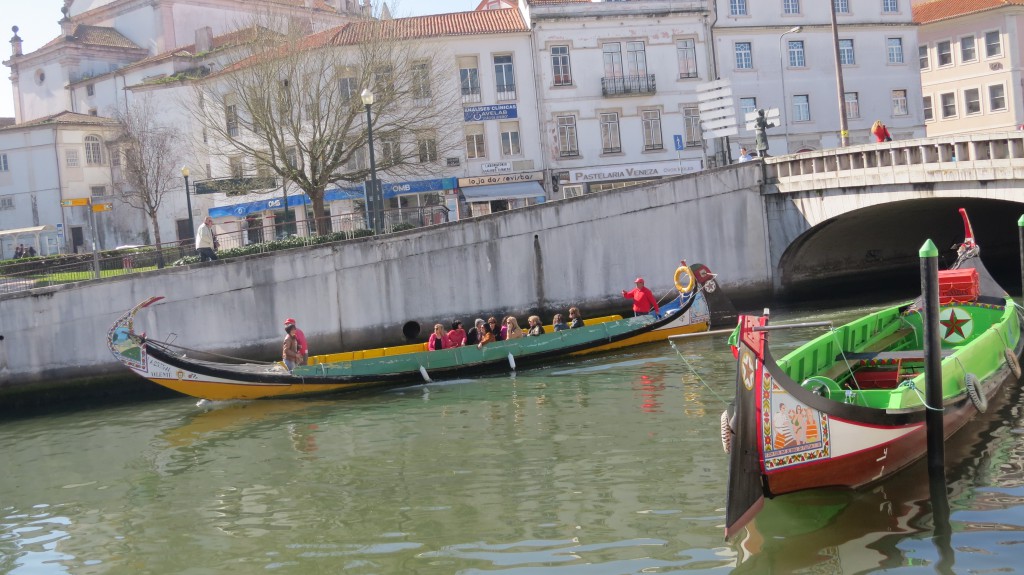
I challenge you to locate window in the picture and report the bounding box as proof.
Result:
[882,0,898,13]
[0,153,8,172]
[411,62,431,101]
[626,42,648,77]
[937,41,952,66]
[417,135,437,163]
[84,135,103,165]
[730,0,747,16]
[676,39,698,79]
[381,134,400,165]
[346,147,367,171]
[66,149,80,167]
[919,45,929,69]
[90,185,106,197]
[887,38,904,64]
[229,156,243,178]
[375,65,394,95]
[285,146,299,169]
[551,45,573,86]
[459,56,481,103]
[964,88,981,115]
[684,106,701,147]
[0,196,12,210]
[960,36,976,62]
[600,112,621,153]
[465,124,485,159]
[844,92,860,119]
[735,42,752,69]
[839,39,855,65]
[603,43,623,77]
[226,104,238,137]
[793,94,810,122]
[338,76,357,100]
[923,96,933,121]
[834,0,849,13]
[739,97,757,117]
[500,121,521,157]
[940,92,956,118]
[494,55,516,99]
[557,115,579,157]
[86,84,94,96]
[255,156,272,178]
[788,41,805,67]
[783,0,800,14]
[641,110,663,151]
[985,31,1001,57]
[989,84,1006,111]
[891,89,908,116]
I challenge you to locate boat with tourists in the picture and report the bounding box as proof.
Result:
[108,261,730,401]
[721,209,1024,539]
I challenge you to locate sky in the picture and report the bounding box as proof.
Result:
[0,0,482,118]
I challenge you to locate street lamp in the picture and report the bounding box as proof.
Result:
[360,88,382,233]
[778,25,802,155]
[181,165,194,237]
[829,1,850,147]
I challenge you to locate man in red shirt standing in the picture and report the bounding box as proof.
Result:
[284,318,308,365]
[622,277,660,317]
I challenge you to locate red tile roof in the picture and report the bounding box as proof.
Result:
[913,0,1024,24]
[528,0,595,4]
[2,111,119,130]
[39,24,144,51]
[310,8,528,47]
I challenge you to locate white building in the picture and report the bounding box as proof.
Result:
[915,0,1024,136]
[714,0,926,155]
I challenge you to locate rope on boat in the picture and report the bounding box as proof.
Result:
[897,381,945,411]
[826,327,863,396]
[668,339,731,406]
[144,338,277,365]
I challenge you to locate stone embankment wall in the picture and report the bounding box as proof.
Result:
[0,164,767,396]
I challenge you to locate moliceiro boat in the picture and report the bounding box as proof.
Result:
[722,209,1024,539]
[108,262,726,401]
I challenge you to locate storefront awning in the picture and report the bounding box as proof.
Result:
[461,182,546,203]
[0,225,56,239]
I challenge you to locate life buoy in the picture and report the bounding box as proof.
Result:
[1006,348,1022,379]
[674,265,695,294]
[965,373,987,413]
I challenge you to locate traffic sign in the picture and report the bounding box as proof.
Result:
[60,198,90,207]
[696,79,738,143]
[673,135,685,151]
[92,203,113,212]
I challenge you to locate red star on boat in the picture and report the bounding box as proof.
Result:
[940,310,971,339]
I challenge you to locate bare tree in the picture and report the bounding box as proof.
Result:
[187,11,462,235]
[112,96,184,264]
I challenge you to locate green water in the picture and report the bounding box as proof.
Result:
[3,302,1024,574]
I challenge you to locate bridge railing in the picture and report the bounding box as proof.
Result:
[764,132,1024,193]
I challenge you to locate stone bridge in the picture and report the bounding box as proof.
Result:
[762,131,1024,296]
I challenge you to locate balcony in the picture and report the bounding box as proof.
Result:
[601,75,656,97]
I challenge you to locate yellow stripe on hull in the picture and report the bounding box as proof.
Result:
[572,321,710,356]
[147,377,377,401]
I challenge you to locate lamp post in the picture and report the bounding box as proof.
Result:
[829,0,850,147]
[360,88,382,234]
[778,25,802,155]
[181,165,194,236]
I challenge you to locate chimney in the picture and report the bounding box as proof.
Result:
[195,26,213,53]
[10,26,22,57]
[60,6,73,37]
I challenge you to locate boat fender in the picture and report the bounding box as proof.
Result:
[508,353,517,371]
[419,365,432,383]
[965,373,987,413]
[720,409,733,454]
[674,265,695,294]
[1006,348,1022,379]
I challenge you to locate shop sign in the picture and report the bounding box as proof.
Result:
[567,160,702,183]
[463,104,518,122]
[480,162,513,174]
[458,171,543,187]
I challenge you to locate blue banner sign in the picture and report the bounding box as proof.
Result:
[464,104,518,122]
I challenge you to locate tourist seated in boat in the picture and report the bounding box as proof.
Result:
[569,307,585,328]
[505,317,525,339]
[466,319,485,346]
[488,317,505,341]
[477,321,496,348]
[526,316,545,336]
[282,324,301,371]
[552,313,569,332]
[428,324,450,350]
[448,320,467,347]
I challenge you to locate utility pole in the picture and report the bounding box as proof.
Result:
[830,0,849,147]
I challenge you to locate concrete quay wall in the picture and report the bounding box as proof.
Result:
[0,164,768,394]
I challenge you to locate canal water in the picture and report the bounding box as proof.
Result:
[3,299,1024,574]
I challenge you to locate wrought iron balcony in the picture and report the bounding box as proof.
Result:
[601,74,656,97]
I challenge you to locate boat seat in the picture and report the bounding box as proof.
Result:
[841,349,955,363]
[819,327,915,381]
